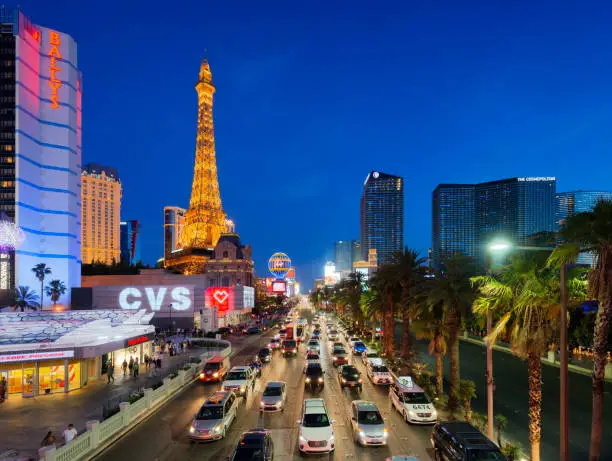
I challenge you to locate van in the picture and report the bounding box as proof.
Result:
[431,421,506,460]
[390,376,437,424]
[199,356,231,383]
[189,391,238,441]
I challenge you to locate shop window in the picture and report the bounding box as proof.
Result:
[69,361,81,391]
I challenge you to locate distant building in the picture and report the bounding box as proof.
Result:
[314,278,325,291]
[204,231,254,288]
[120,220,140,265]
[556,190,612,265]
[353,248,378,281]
[334,241,353,272]
[81,164,122,265]
[360,171,404,265]
[164,206,186,259]
[432,177,556,267]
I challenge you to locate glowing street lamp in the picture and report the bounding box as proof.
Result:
[488,240,512,252]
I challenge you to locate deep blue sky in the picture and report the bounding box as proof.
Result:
[20,0,612,289]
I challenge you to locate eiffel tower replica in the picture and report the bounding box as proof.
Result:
[165,58,226,274]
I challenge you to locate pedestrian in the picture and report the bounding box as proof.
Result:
[107,362,115,384]
[144,354,149,370]
[0,376,6,402]
[156,357,161,369]
[62,424,78,444]
[41,431,56,447]
[133,360,139,378]
[122,359,128,376]
[128,357,134,376]
[180,342,184,353]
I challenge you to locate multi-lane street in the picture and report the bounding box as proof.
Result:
[97,315,436,460]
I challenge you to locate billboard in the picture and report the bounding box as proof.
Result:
[272,281,286,294]
[91,285,195,318]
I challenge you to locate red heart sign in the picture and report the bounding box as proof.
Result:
[213,290,229,305]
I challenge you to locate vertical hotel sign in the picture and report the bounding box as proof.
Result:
[48,31,62,109]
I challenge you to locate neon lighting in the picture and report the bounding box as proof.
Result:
[48,31,62,109]
[127,335,149,346]
[32,30,40,41]
[213,289,229,305]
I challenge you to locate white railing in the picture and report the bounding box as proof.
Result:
[39,341,231,461]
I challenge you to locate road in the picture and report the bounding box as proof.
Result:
[97,326,436,461]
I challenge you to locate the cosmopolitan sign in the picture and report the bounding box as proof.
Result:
[118,286,193,311]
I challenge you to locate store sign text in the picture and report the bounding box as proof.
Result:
[118,286,192,311]
[0,350,74,363]
[127,335,150,346]
[48,31,62,109]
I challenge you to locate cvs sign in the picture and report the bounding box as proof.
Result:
[118,286,193,312]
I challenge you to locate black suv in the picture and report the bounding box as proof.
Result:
[431,421,506,461]
[304,362,325,391]
[229,428,274,461]
[338,365,362,391]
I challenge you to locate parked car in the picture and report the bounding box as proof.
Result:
[199,356,230,383]
[304,362,325,391]
[338,364,362,391]
[297,398,335,455]
[229,428,274,460]
[350,400,388,446]
[259,381,287,412]
[222,366,256,397]
[390,376,437,424]
[430,421,506,460]
[189,391,238,441]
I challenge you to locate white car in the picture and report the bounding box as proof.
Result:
[305,352,321,368]
[366,359,393,385]
[362,349,380,364]
[306,339,320,353]
[298,398,335,454]
[350,400,388,446]
[221,366,256,397]
[328,330,338,341]
[389,376,437,424]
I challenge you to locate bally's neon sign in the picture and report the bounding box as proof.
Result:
[48,31,62,109]
[118,287,192,311]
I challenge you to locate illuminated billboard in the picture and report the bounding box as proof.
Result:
[272,281,286,293]
[324,261,339,286]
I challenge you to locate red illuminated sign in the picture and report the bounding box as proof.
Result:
[206,287,233,314]
[127,335,149,346]
[48,31,62,109]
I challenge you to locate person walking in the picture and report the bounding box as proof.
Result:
[122,359,128,376]
[41,431,56,447]
[144,354,149,370]
[156,357,161,369]
[128,357,134,376]
[62,424,77,444]
[107,362,115,384]
[0,376,6,402]
[133,360,139,378]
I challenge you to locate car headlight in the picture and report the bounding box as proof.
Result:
[359,431,365,438]
[341,378,345,383]
[189,426,195,433]
[213,372,219,378]
[329,434,335,442]
[358,378,362,383]
[299,435,307,442]
[292,349,297,353]
[260,401,265,407]
[199,373,204,379]
[383,428,389,438]
[305,377,311,383]
[409,410,415,416]
[213,424,222,433]
[318,377,323,382]
[240,386,245,393]
[432,410,438,418]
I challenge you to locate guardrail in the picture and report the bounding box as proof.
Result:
[38,339,231,461]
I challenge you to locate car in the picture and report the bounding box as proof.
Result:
[258,348,272,363]
[330,341,344,351]
[349,337,361,348]
[332,346,349,367]
[222,366,256,397]
[390,376,437,424]
[189,391,238,441]
[338,364,362,391]
[199,355,231,383]
[268,338,281,350]
[259,381,287,412]
[304,362,325,391]
[362,349,380,364]
[281,339,298,357]
[366,359,393,385]
[228,428,274,460]
[327,329,338,341]
[297,398,335,454]
[352,341,367,354]
[246,326,261,335]
[430,421,506,460]
[306,339,320,353]
[279,328,287,339]
[344,329,355,340]
[350,400,388,446]
[305,351,320,367]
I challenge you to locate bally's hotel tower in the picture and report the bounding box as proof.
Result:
[0,7,81,301]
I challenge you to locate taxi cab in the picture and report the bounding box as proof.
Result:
[389,376,437,424]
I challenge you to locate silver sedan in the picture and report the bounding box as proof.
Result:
[259,381,287,412]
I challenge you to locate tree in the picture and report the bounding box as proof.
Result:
[413,300,447,396]
[428,254,476,412]
[31,263,51,309]
[13,286,39,312]
[44,280,67,309]
[459,379,477,422]
[392,248,428,366]
[360,287,383,338]
[369,265,401,359]
[556,198,612,461]
[495,414,508,447]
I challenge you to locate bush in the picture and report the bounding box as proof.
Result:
[152,381,164,390]
[128,391,144,404]
[168,371,179,379]
[183,365,192,371]
[501,442,522,461]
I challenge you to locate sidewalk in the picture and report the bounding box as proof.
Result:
[0,333,262,460]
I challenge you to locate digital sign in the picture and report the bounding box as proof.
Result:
[0,350,74,363]
[118,286,192,311]
[48,31,62,109]
[272,281,286,293]
[127,335,150,347]
[205,287,233,314]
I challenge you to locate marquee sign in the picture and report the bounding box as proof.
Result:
[0,350,74,363]
[126,335,151,347]
[48,30,62,109]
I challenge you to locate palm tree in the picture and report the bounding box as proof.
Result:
[31,263,51,310]
[370,265,401,359]
[428,254,476,412]
[495,414,508,447]
[556,198,612,461]
[13,286,39,312]
[413,300,448,396]
[459,379,477,422]
[392,248,428,365]
[44,280,67,310]
[360,287,383,338]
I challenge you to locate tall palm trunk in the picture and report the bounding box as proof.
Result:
[446,309,460,412]
[384,293,395,359]
[434,345,443,396]
[528,352,542,461]
[40,278,44,310]
[589,257,611,461]
[401,309,411,363]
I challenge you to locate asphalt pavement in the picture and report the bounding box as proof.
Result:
[95,326,437,461]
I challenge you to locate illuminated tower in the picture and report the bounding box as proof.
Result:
[166,59,225,272]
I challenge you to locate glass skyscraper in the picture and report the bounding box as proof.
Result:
[360,171,404,265]
[120,220,140,265]
[556,190,612,265]
[432,177,556,267]
[334,239,359,272]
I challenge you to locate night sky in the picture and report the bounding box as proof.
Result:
[20,0,612,289]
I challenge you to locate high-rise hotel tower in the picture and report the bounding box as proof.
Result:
[0,8,82,301]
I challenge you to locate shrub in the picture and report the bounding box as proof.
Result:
[152,381,164,390]
[128,392,144,404]
[501,441,522,461]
